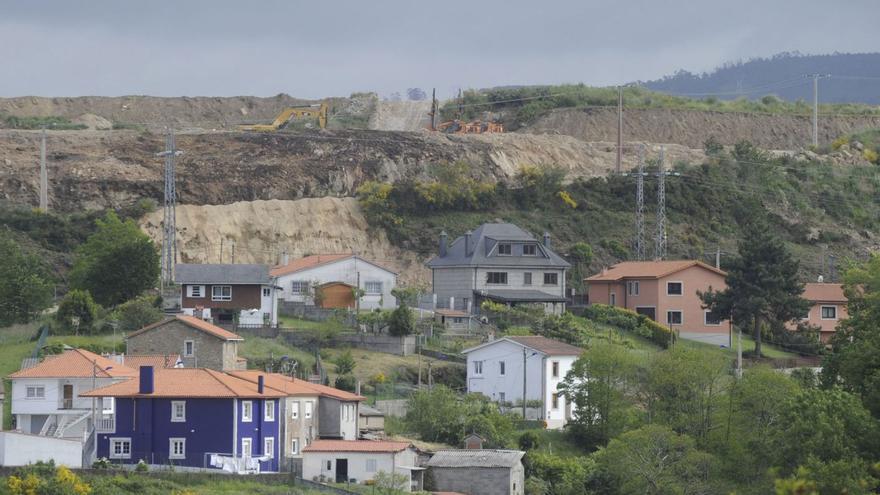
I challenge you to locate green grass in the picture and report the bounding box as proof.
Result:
[278,316,327,330]
[514,428,588,457]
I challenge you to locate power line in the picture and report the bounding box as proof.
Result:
[655,147,667,260]
[635,145,646,260]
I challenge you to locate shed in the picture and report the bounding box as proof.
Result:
[425,449,525,495]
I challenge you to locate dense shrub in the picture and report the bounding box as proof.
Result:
[112,295,163,332]
[583,304,674,348]
[55,289,100,333]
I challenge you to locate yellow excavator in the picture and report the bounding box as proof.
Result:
[239,103,328,131]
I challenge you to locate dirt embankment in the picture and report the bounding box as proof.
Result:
[525,107,880,149]
[368,100,433,132]
[139,197,429,284]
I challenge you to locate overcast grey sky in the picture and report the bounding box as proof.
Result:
[1,0,877,99]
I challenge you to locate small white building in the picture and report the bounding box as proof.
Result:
[272,254,397,311]
[0,431,84,468]
[462,336,583,429]
[302,440,423,491]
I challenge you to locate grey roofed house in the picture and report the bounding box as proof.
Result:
[174,264,271,285]
[426,449,526,495]
[426,223,570,268]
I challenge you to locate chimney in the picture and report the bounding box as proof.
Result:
[464,231,473,256]
[139,366,154,395]
[258,375,265,394]
[439,231,448,257]
[543,232,551,248]
[281,250,290,266]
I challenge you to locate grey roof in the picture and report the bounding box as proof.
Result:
[359,404,384,417]
[425,449,525,468]
[478,289,567,303]
[175,264,270,285]
[426,223,570,269]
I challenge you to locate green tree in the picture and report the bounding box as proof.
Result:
[0,235,53,325]
[69,212,159,307]
[334,349,356,375]
[55,289,99,333]
[112,295,164,332]
[568,242,593,293]
[404,386,514,447]
[700,217,809,356]
[525,451,596,495]
[388,304,415,336]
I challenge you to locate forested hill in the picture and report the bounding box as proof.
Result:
[643,52,880,104]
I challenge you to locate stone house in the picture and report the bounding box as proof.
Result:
[126,315,245,371]
[425,449,525,495]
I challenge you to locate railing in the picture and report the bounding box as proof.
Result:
[61,399,74,409]
[96,415,115,433]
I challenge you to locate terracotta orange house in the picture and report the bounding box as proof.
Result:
[801,282,847,343]
[586,260,729,343]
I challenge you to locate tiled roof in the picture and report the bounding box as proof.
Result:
[426,223,570,269]
[81,368,286,398]
[175,264,270,285]
[227,370,365,401]
[303,440,411,453]
[9,349,137,379]
[123,354,181,369]
[270,254,353,277]
[464,336,583,357]
[127,315,243,341]
[803,283,846,303]
[586,260,726,281]
[425,449,524,468]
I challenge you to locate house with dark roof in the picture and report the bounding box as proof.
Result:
[126,315,245,371]
[301,440,422,490]
[425,449,525,495]
[175,263,278,326]
[426,223,570,315]
[462,336,583,429]
[271,254,397,310]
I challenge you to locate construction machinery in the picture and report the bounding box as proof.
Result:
[436,119,504,134]
[239,103,328,131]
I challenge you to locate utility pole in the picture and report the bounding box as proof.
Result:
[427,360,433,390]
[635,145,646,260]
[220,238,224,263]
[158,129,183,291]
[457,89,463,119]
[231,240,235,264]
[736,326,743,379]
[655,146,667,260]
[522,347,527,420]
[806,74,830,147]
[616,86,623,175]
[429,88,438,131]
[39,127,48,211]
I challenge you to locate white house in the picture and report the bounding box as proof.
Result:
[462,336,583,429]
[301,440,423,491]
[271,254,397,311]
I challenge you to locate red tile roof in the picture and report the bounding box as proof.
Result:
[227,370,365,401]
[123,354,181,369]
[586,260,726,282]
[127,315,243,341]
[303,440,412,453]
[9,349,137,379]
[270,254,353,277]
[803,283,846,303]
[81,368,286,399]
[505,336,584,356]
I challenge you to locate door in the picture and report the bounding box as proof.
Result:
[335,458,348,483]
[636,307,656,321]
[62,384,73,409]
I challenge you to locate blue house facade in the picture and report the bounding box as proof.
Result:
[84,367,284,472]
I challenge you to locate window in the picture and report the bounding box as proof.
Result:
[265,401,275,421]
[486,272,508,284]
[365,281,383,294]
[551,393,559,409]
[627,281,640,296]
[169,438,186,459]
[473,360,483,375]
[242,401,253,422]
[291,281,309,294]
[523,244,537,256]
[543,273,558,285]
[366,459,377,473]
[187,285,204,298]
[102,397,115,415]
[110,438,131,459]
[523,272,532,285]
[667,310,683,325]
[497,243,512,255]
[291,401,300,419]
[305,401,313,419]
[610,293,616,306]
[183,340,194,357]
[262,287,271,297]
[499,361,506,376]
[264,437,275,459]
[171,401,186,422]
[499,392,506,403]
[666,282,683,296]
[291,439,300,455]
[704,310,723,326]
[821,306,838,320]
[326,460,333,471]
[25,386,45,399]
[551,361,559,378]
[241,438,252,457]
[212,285,232,301]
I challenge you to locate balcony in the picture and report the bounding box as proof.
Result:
[95,414,115,433]
[60,398,74,410]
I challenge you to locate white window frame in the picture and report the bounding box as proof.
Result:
[499,392,506,403]
[364,281,383,294]
[305,401,313,419]
[171,401,186,422]
[543,272,559,286]
[264,437,275,459]
[183,340,194,357]
[627,281,640,296]
[290,438,300,456]
[169,437,186,459]
[242,401,253,422]
[25,385,45,399]
[291,281,310,294]
[212,285,232,301]
[264,401,275,421]
[110,437,132,459]
[366,458,378,473]
[523,272,532,285]
[241,437,252,457]
[667,310,683,326]
[666,281,684,296]
[497,243,512,256]
[486,272,508,285]
[821,305,838,320]
[551,393,559,410]
[551,361,560,378]
[291,401,299,419]
[499,361,506,376]
[704,310,722,326]
[473,360,483,375]
[262,287,271,297]
[102,397,115,415]
[187,285,205,298]
[523,244,537,256]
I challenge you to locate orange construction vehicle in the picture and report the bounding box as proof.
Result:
[436,119,504,134]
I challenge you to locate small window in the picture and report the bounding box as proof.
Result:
[169,438,186,459]
[523,244,537,256]
[326,460,332,471]
[110,438,132,459]
[821,306,837,320]
[499,392,506,403]
[497,243,512,255]
[102,397,115,415]
[265,401,275,421]
[262,287,271,297]
[291,281,309,294]
[551,361,559,378]
[171,401,186,422]
[242,401,253,422]
[705,310,723,326]
[26,386,45,399]
[242,438,252,457]
[627,281,640,296]
[291,439,300,455]
[551,393,559,409]
[667,310,683,325]
[366,459,377,473]
[499,361,506,376]
[212,285,232,301]
[264,437,275,459]
[474,360,483,375]
[365,281,383,294]
[291,401,300,419]
[610,293,616,306]
[667,282,683,296]
[187,285,204,298]
[487,272,508,284]
[184,340,194,357]
[543,273,558,285]
[523,272,532,285]
[305,401,313,419]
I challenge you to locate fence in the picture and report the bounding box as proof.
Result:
[279,301,357,325]
[282,331,417,356]
[232,324,281,339]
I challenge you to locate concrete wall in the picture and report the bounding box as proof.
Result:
[283,332,416,356]
[432,268,476,310]
[0,432,82,468]
[282,396,319,462]
[127,320,236,370]
[276,258,397,310]
[429,465,523,495]
[317,398,358,440]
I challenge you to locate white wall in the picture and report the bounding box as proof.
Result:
[239,284,278,325]
[466,340,544,406]
[340,402,359,441]
[543,356,577,428]
[302,448,418,489]
[11,377,117,415]
[276,258,397,310]
[0,432,82,468]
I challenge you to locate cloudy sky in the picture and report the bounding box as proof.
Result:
[1,0,877,99]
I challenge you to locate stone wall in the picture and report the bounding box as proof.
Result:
[429,466,517,495]
[127,320,232,370]
[282,332,416,356]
